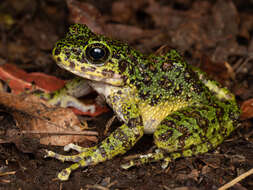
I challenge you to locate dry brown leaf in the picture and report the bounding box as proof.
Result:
[67,0,104,34]
[0,91,98,146]
[240,98,253,120]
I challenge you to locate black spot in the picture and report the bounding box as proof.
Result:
[113,128,130,146]
[177,124,190,135]
[69,61,75,69]
[159,77,173,90]
[81,67,86,72]
[98,147,107,158]
[118,60,128,73]
[109,145,115,150]
[178,135,186,147]
[73,156,82,162]
[75,35,86,42]
[128,65,135,76]
[102,69,114,77]
[54,47,61,56]
[157,129,173,142]
[162,120,176,128]
[72,48,82,56]
[143,75,152,86]
[173,84,183,96]
[173,67,183,78]
[112,52,120,59]
[64,49,71,58]
[170,114,181,121]
[57,57,61,62]
[87,66,96,72]
[211,118,216,124]
[129,55,138,66]
[150,94,161,106]
[210,127,217,136]
[106,138,110,144]
[126,46,132,54]
[79,54,86,63]
[139,90,150,100]
[215,107,225,123]
[186,93,192,101]
[197,117,209,132]
[127,117,142,128]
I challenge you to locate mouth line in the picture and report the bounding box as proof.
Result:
[56,62,124,86]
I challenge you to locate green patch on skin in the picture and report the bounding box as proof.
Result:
[43,24,241,181]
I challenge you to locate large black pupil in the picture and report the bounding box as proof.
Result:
[90,48,105,60]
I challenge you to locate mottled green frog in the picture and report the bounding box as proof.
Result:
[44,24,240,181]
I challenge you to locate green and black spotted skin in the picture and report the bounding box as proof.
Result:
[46,24,240,181]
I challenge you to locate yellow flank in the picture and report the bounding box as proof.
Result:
[139,99,190,134]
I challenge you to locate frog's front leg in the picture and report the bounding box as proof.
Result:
[35,77,95,113]
[45,121,144,181]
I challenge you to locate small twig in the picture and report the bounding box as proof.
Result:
[0,179,11,183]
[0,171,16,177]
[218,168,253,190]
[0,139,8,144]
[86,184,109,190]
[123,154,142,160]
[21,130,98,136]
[244,129,253,140]
[224,61,235,80]
[104,115,116,136]
[107,180,118,188]
[162,185,171,190]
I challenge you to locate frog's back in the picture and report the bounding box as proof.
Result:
[128,49,208,106]
[127,49,240,135]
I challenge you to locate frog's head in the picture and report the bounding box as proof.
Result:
[52,24,142,86]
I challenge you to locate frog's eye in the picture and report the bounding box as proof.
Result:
[85,43,110,65]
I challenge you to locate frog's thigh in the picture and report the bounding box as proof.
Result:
[154,105,224,156]
[121,105,225,169]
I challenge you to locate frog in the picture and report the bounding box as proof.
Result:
[43,24,240,181]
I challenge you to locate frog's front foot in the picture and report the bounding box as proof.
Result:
[44,148,95,181]
[57,168,71,181]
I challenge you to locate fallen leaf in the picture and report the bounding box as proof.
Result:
[0,91,98,146]
[200,55,232,85]
[67,0,104,34]
[0,63,109,116]
[0,63,65,94]
[240,98,253,120]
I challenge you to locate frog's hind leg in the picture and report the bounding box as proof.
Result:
[121,104,237,169]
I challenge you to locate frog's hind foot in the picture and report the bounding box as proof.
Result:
[44,149,87,162]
